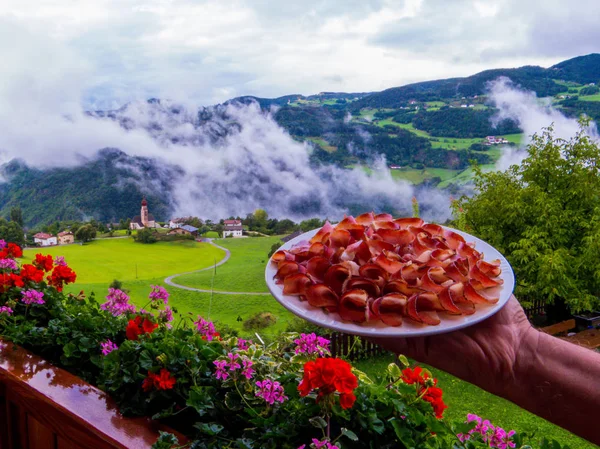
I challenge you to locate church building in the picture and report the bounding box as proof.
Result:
[130,198,158,230]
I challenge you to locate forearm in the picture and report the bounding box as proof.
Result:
[498,329,600,445]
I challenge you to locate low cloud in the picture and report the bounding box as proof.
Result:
[0,21,452,223]
[487,77,599,170]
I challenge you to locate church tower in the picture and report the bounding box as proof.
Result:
[141,198,149,227]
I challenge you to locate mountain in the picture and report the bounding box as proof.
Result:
[549,54,600,84]
[1,54,599,228]
[0,149,178,226]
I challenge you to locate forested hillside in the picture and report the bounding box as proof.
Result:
[0,150,176,226]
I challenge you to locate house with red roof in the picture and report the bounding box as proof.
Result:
[34,233,57,247]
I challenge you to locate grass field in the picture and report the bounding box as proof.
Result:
[579,93,600,101]
[354,356,595,449]
[202,231,220,238]
[389,167,461,184]
[176,236,282,293]
[306,136,337,152]
[99,229,129,237]
[23,238,225,284]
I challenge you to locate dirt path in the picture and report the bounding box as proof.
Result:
[164,240,271,296]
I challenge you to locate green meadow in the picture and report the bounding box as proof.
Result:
[176,236,283,293]
[23,238,225,284]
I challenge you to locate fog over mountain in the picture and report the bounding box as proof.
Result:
[0,19,596,225]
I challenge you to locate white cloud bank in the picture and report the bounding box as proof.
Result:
[0,19,453,222]
[488,78,599,170]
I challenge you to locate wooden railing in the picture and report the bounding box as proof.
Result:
[0,339,184,449]
[327,332,389,361]
[523,298,546,319]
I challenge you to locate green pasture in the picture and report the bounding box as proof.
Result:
[99,229,129,237]
[175,236,282,293]
[306,137,337,152]
[389,167,460,184]
[579,93,600,101]
[355,356,594,449]
[202,231,220,238]
[23,238,225,284]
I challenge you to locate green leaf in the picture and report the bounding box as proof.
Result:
[151,432,179,449]
[139,350,154,370]
[195,422,224,436]
[340,427,359,441]
[309,416,328,429]
[389,418,414,447]
[387,363,402,378]
[236,438,254,449]
[63,342,77,358]
[397,354,410,368]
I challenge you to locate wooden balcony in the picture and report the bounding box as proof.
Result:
[0,339,183,449]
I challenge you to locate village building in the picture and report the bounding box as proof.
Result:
[130,198,160,230]
[167,225,198,237]
[58,231,74,245]
[223,219,243,238]
[484,136,510,145]
[169,218,187,229]
[34,233,57,247]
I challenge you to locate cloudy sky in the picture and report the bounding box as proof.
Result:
[1,0,599,108]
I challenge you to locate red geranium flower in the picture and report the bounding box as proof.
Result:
[401,366,447,419]
[339,392,356,409]
[142,318,158,334]
[0,273,24,292]
[142,369,176,392]
[126,315,158,341]
[34,254,54,272]
[298,358,358,409]
[47,265,77,291]
[126,317,143,340]
[20,264,45,283]
[6,243,23,259]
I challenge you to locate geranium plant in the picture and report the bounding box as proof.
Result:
[0,240,572,448]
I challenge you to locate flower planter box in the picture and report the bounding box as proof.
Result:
[0,339,184,449]
[573,312,600,331]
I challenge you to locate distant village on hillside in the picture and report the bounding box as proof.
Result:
[27,198,251,247]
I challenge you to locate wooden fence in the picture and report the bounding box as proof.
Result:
[326,332,388,361]
[523,299,546,319]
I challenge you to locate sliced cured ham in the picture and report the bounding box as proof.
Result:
[323,264,352,295]
[270,215,504,327]
[283,273,313,296]
[407,294,441,325]
[372,294,408,326]
[338,289,369,323]
[306,284,339,308]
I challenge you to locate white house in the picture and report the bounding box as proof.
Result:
[223,219,243,238]
[169,218,187,229]
[34,232,57,247]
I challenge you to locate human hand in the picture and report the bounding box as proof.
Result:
[369,295,537,393]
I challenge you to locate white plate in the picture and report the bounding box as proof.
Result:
[265,226,515,338]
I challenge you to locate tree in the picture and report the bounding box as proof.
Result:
[134,228,157,244]
[299,218,325,232]
[74,224,97,243]
[456,122,600,313]
[0,218,24,245]
[253,209,268,228]
[10,206,23,227]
